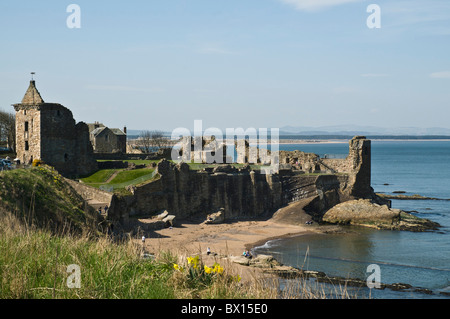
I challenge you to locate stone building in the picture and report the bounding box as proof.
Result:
[13,80,98,177]
[88,122,127,153]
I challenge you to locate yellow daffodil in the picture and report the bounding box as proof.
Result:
[204,265,213,274]
[187,256,200,269]
[212,263,224,274]
[173,264,183,271]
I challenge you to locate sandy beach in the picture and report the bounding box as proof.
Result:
[140,217,313,282]
[138,200,343,282]
[144,218,310,258]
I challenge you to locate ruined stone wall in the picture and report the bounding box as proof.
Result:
[108,161,284,223]
[38,104,97,177]
[134,161,282,219]
[40,104,77,174]
[108,160,355,225]
[66,179,113,205]
[75,122,99,176]
[347,137,371,197]
[279,150,320,172]
[281,136,372,198]
[108,136,372,225]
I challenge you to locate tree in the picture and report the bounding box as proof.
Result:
[138,130,171,153]
[0,110,15,152]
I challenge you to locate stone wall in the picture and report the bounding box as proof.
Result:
[108,161,285,224]
[107,136,373,226]
[66,179,113,205]
[281,136,372,198]
[108,161,356,226]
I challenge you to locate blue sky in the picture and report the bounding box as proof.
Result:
[1,0,450,132]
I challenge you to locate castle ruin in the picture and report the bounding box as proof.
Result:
[13,80,98,177]
[107,136,375,226]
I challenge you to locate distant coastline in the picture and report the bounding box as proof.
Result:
[128,134,450,143]
[273,138,450,145]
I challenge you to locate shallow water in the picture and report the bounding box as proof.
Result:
[254,141,450,299]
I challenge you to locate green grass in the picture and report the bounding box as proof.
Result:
[0,210,272,299]
[186,162,267,171]
[0,166,98,234]
[80,169,117,184]
[97,159,160,165]
[80,168,157,192]
[0,213,176,298]
[108,168,154,184]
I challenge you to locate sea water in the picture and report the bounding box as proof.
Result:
[253,141,450,299]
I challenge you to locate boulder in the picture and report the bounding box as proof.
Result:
[205,208,225,224]
[323,199,440,231]
[155,210,169,220]
[250,254,282,268]
[323,199,400,227]
[228,255,250,266]
[162,215,176,227]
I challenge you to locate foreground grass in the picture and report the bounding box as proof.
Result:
[0,210,275,299]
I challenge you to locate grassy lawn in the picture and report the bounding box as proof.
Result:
[186,162,267,171]
[97,159,160,165]
[80,169,117,184]
[81,167,156,192]
[108,168,154,184]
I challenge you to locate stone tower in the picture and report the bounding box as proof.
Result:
[13,79,98,177]
[347,136,371,197]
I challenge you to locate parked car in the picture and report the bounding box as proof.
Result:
[1,159,12,170]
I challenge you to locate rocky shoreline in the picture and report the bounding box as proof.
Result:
[376,193,450,201]
[227,253,450,298]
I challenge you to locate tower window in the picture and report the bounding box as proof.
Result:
[64,153,69,162]
[57,110,61,116]
[24,121,29,132]
[25,141,29,151]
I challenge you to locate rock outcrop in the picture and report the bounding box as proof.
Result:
[322,199,440,231]
[205,208,225,224]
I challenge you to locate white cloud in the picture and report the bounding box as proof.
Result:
[430,71,450,79]
[382,1,450,33]
[279,0,362,12]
